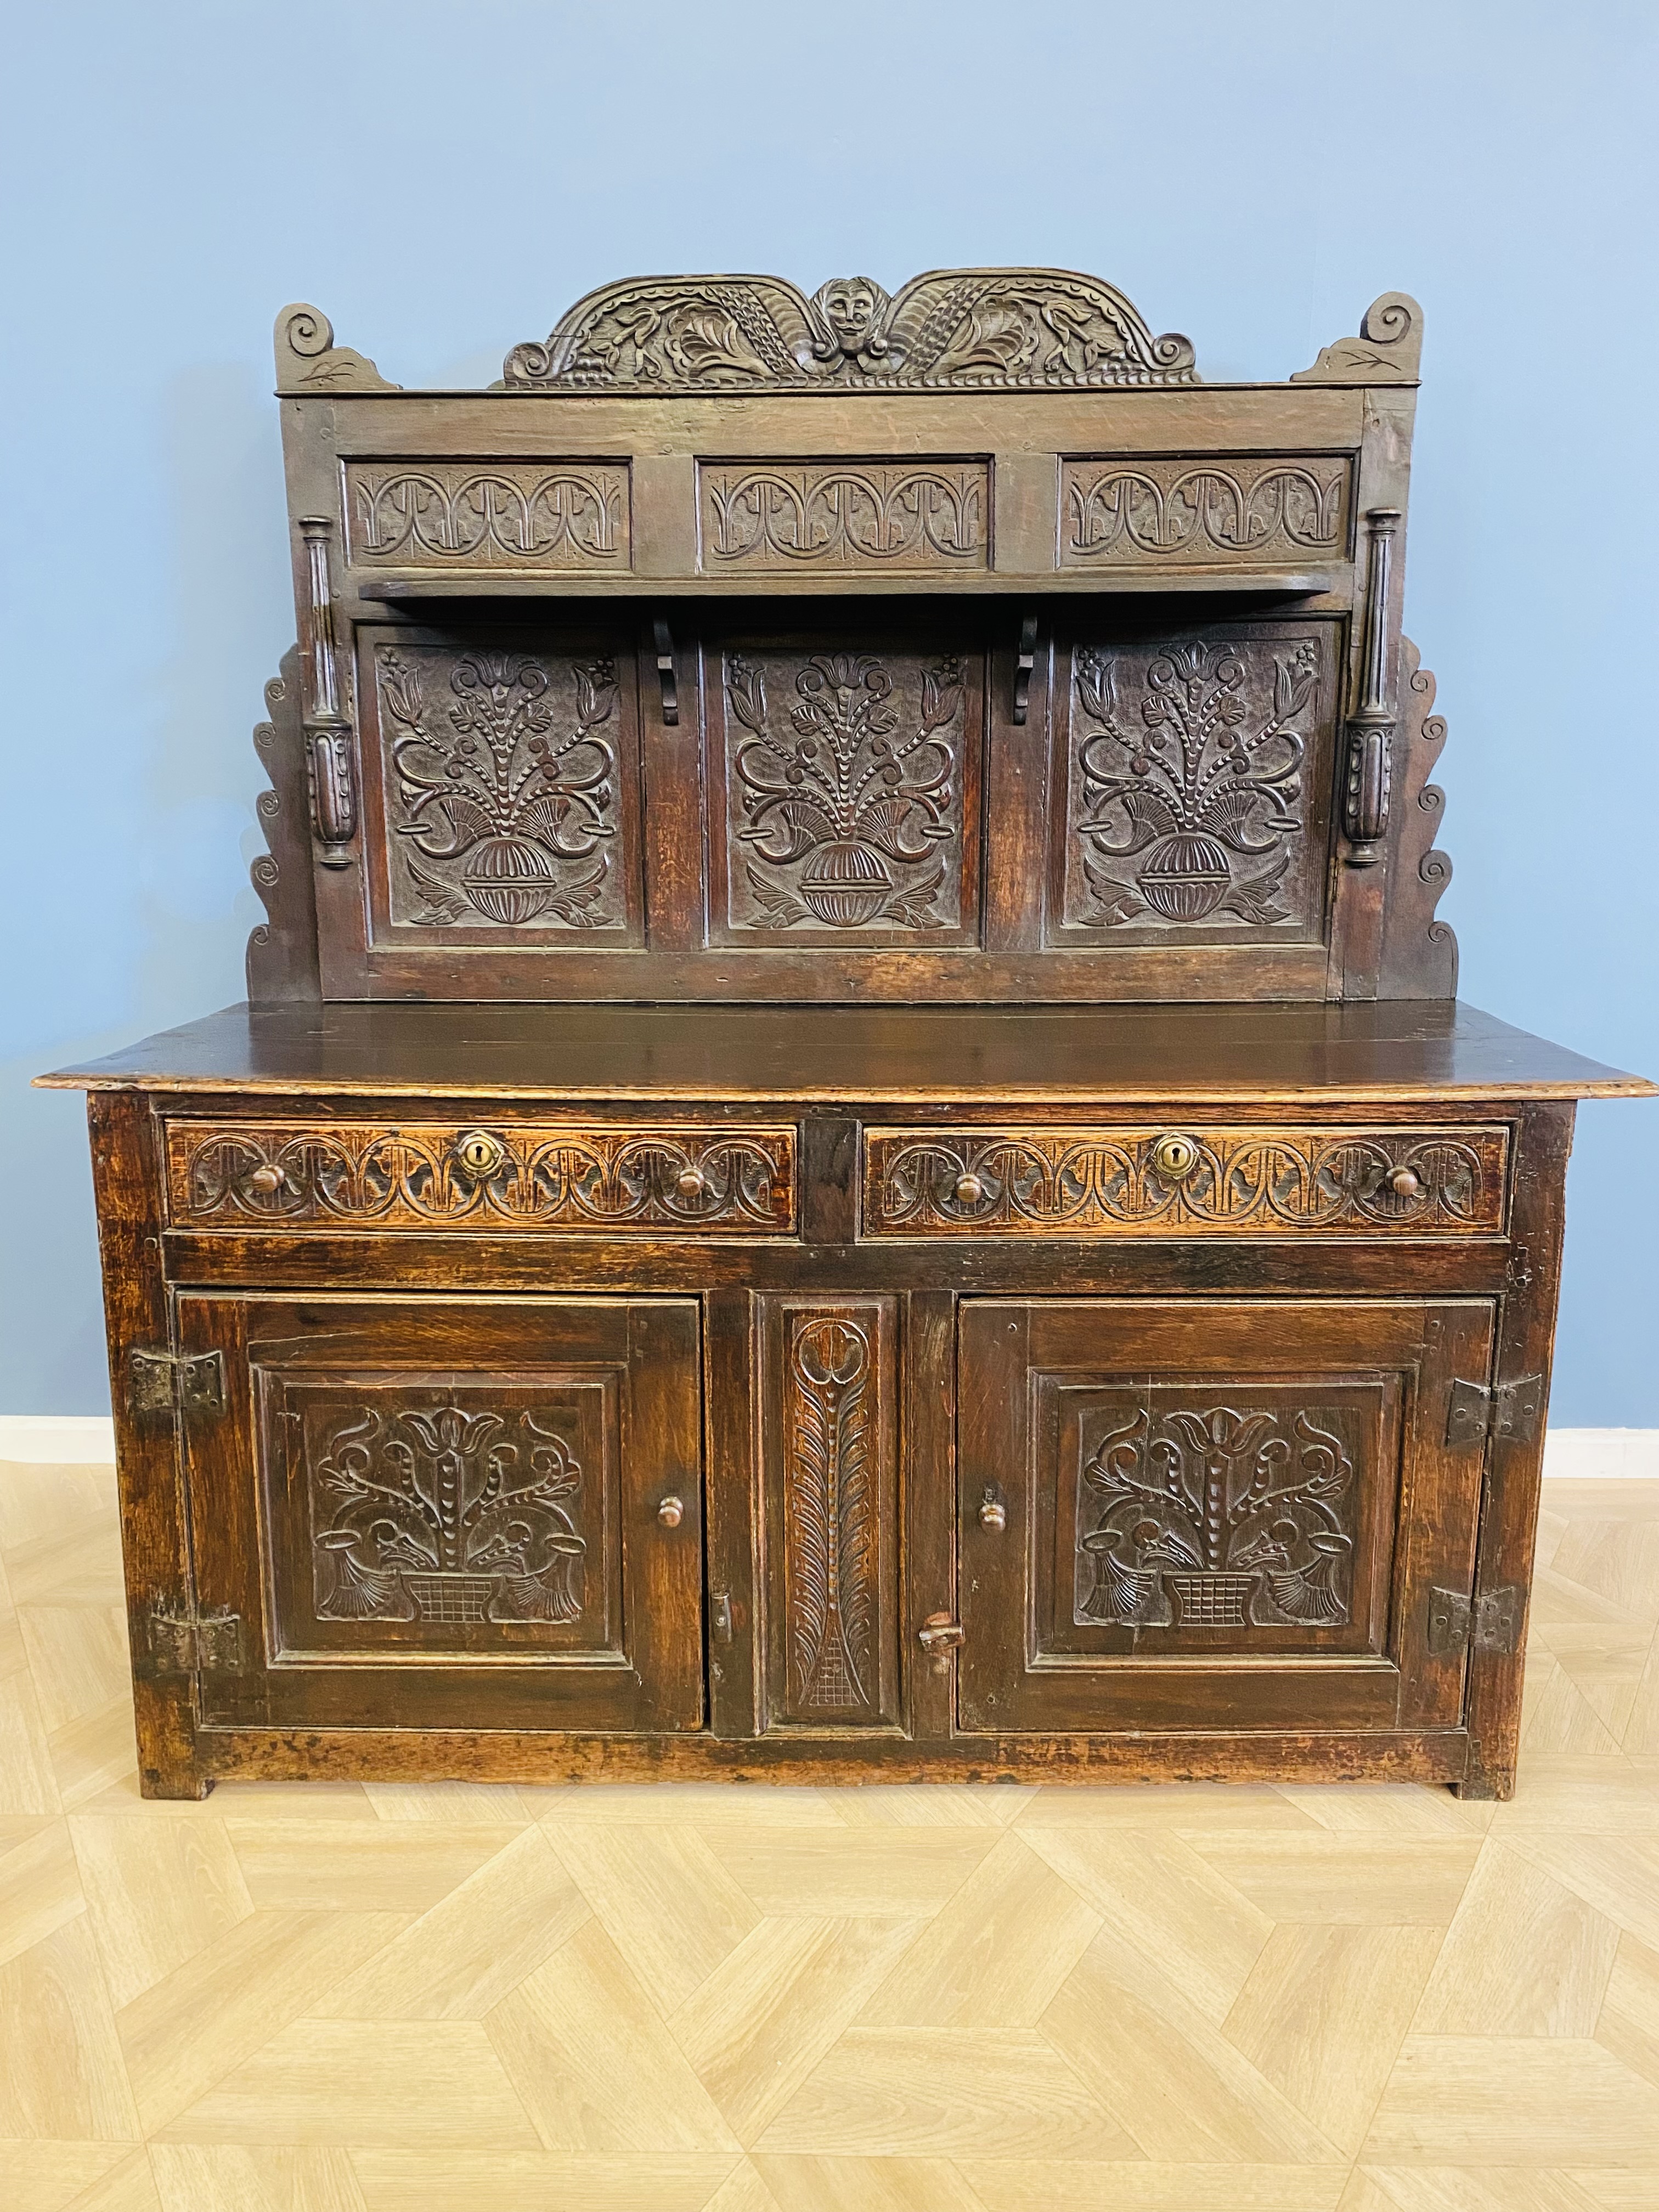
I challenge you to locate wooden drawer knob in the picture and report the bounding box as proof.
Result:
[657,1494,685,1528]
[675,1165,708,1200]
[246,1164,285,1197]
[979,1489,1007,1532]
[952,1171,986,1206]
[1389,1166,1423,1198]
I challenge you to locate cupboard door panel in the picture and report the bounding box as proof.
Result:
[957,1298,1493,1736]
[179,1296,702,1734]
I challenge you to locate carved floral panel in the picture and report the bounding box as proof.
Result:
[1074,1396,1362,1638]
[368,642,634,934]
[1061,456,1351,568]
[699,461,988,571]
[167,1121,797,1233]
[1055,627,1337,939]
[712,646,980,941]
[863,1126,1508,1236]
[343,461,630,571]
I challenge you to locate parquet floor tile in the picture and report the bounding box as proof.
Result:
[2,1465,1659,2203]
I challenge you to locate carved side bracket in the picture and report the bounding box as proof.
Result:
[273,304,399,395]
[1293,292,1423,386]
[1379,635,1457,998]
[296,518,358,870]
[1343,508,1400,866]
[246,647,321,1005]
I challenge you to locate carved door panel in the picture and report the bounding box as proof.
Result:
[758,1296,902,1730]
[958,1299,1494,1735]
[177,1296,702,1733]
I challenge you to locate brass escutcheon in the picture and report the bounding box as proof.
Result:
[1150,1132,1201,1182]
[453,1130,507,1182]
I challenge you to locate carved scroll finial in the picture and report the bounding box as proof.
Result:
[1292,292,1423,385]
[504,268,1198,391]
[273,303,400,395]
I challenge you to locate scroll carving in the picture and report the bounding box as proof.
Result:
[701,462,987,571]
[1062,458,1350,568]
[723,651,968,933]
[246,647,321,1005]
[864,1125,1508,1235]
[505,267,1196,390]
[274,304,399,394]
[169,1122,796,1232]
[1293,292,1423,385]
[1076,1403,1356,1632]
[376,647,624,930]
[309,1398,585,1625]
[1380,635,1458,997]
[1063,633,1330,931]
[344,462,629,570]
[783,1316,877,1711]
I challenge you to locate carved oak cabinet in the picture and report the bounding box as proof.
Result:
[42,269,1652,1799]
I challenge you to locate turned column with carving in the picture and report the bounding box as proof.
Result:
[1344,507,1400,867]
[296,516,358,870]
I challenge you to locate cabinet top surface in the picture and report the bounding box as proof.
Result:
[37,1001,1653,1104]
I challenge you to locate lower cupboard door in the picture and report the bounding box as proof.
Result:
[956,1298,1495,1736]
[176,1295,704,1734]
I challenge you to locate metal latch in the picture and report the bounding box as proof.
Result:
[1427,1583,1523,1657]
[146,1601,244,1674]
[918,1613,966,1675]
[710,1589,734,1646]
[128,1347,227,1418]
[1445,1373,1544,1448]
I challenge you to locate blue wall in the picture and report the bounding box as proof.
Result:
[3,0,1654,1418]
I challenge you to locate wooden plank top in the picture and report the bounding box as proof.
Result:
[37,1001,1653,1105]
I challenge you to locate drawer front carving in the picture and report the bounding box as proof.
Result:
[343,459,630,571]
[699,460,989,572]
[1060,455,1352,569]
[863,1125,1509,1237]
[166,1122,797,1233]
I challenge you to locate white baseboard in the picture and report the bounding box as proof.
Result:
[0,1414,1655,1475]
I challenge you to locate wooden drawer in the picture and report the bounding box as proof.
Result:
[164,1120,797,1234]
[862,1124,1509,1237]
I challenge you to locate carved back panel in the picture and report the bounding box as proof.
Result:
[259,272,1454,1004]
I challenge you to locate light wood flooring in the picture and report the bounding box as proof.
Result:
[4,1460,1659,2211]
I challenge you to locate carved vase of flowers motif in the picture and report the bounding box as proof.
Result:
[1070,638,1321,927]
[1076,1402,1355,1632]
[726,652,964,930]
[377,648,621,928]
[311,1398,586,1627]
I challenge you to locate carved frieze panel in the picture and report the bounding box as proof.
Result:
[1073,1396,1361,1637]
[699,461,988,572]
[709,645,982,943]
[167,1121,797,1232]
[1061,456,1351,569]
[864,1125,1509,1236]
[343,461,629,571]
[364,641,636,936]
[504,267,1195,389]
[1053,625,1338,941]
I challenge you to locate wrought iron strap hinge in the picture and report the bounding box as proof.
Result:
[128,1347,227,1419]
[144,1601,244,1676]
[1445,1373,1545,1449]
[1427,1583,1523,1658]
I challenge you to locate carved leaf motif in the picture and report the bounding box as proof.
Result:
[785,1317,876,1711]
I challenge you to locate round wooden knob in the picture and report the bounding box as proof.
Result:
[454,1130,506,1181]
[952,1171,986,1206]
[1151,1133,1200,1182]
[657,1495,684,1528]
[979,1492,1007,1532]
[675,1165,708,1200]
[1389,1166,1423,1198]
[247,1164,285,1197]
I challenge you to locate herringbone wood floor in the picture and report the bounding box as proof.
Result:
[4,1462,1659,2211]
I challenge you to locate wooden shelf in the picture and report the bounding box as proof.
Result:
[352,567,1345,604]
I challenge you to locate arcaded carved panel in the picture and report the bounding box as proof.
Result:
[371,644,629,932]
[699,462,988,572]
[1057,628,1336,936]
[1075,1398,1359,1634]
[307,1394,589,1629]
[864,1126,1509,1236]
[782,1314,881,1716]
[166,1122,797,1233]
[1061,457,1351,568]
[504,267,1195,390]
[343,461,629,571]
[714,648,979,939]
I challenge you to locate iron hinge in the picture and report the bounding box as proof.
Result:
[1445,1372,1544,1449]
[1427,1583,1523,1658]
[128,1347,227,1419]
[145,1601,244,1675]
